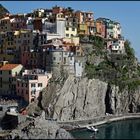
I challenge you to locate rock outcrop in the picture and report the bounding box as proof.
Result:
[38,75,140,122]
[10,112,73,139]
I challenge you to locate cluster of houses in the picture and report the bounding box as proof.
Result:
[0,5,125,104]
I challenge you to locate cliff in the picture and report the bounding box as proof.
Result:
[39,76,140,122]
[27,38,140,122]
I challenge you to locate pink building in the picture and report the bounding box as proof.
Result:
[16,69,52,103]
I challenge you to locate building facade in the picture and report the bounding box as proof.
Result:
[0,64,23,95]
[16,69,52,103]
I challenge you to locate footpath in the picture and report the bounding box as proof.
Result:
[58,113,140,130]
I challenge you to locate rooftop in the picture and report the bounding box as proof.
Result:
[0,64,21,71]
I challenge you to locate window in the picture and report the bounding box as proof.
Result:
[66,34,69,37]
[66,27,69,30]
[22,83,24,87]
[0,71,2,75]
[38,83,42,87]
[21,90,23,95]
[31,91,36,95]
[9,71,11,75]
[71,34,74,37]
[26,90,28,94]
[53,57,56,60]
[72,28,75,31]
[70,57,72,60]
[9,78,11,82]
[63,57,66,64]
[31,83,35,87]
[17,82,19,87]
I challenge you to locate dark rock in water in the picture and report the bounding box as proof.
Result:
[1,114,18,130]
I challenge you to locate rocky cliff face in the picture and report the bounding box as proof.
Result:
[39,76,140,122]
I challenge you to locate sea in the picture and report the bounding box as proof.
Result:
[70,119,140,139]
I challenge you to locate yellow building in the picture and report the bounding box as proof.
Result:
[78,23,88,35]
[65,26,77,38]
[0,29,33,63]
[0,31,16,63]
[0,64,23,95]
[65,16,78,38]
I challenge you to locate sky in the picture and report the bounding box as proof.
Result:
[1,1,140,60]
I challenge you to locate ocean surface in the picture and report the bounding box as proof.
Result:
[70,119,140,139]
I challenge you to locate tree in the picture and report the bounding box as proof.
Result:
[124,40,135,59]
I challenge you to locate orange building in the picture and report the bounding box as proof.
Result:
[52,6,64,14]
[33,18,42,32]
[95,20,106,38]
[75,11,95,35]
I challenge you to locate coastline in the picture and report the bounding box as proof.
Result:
[58,113,140,131]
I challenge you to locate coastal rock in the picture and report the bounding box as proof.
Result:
[39,75,140,122]
[10,112,73,139]
[43,75,108,121]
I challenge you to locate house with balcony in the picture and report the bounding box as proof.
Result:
[0,17,11,32]
[75,10,95,36]
[16,69,52,103]
[41,38,84,77]
[0,64,23,96]
[56,13,66,38]
[95,19,106,38]
[65,17,78,38]
[107,38,125,54]
[52,6,64,15]
[96,18,122,39]
[0,31,16,63]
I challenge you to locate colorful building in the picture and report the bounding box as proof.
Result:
[107,39,125,54]
[0,64,23,95]
[96,18,122,39]
[65,17,78,38]
[52,6,64,15]
[95,19,106,38]
[75,11,95,35]
[56,13,66,38]
[0,31,16,63]
[16,69,52,103]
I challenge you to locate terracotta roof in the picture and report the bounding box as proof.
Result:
[0,64,21,70]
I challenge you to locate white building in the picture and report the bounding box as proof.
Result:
[75,61,83,77]
[113,22,121,39]
[26,17,34,30]
[107,39,125,54]
[56,13,66,38]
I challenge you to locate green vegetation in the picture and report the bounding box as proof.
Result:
[85,38,140,92]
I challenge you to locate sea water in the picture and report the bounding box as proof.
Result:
[70,119,140,139]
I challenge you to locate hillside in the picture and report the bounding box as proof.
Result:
[27,37,140,122]
[0,4,9,17]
